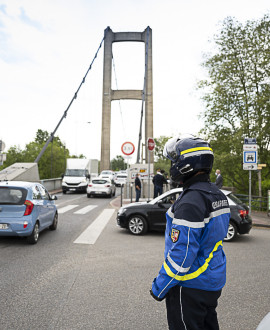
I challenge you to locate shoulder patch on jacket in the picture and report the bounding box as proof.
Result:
[171,228,180,242]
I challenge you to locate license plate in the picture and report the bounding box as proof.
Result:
[70,189,76,191]
[0,224,8,229]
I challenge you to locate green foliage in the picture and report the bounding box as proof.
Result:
[0,130,73,180]
[110,155,127,171]
[198,15,270,195]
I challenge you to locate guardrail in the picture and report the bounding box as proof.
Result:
[235,193,268,212]
[41,178,62,193]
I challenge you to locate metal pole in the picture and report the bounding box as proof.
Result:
[130,184,133,203]
[120,184,123,207]
[148,148,150,201]
[249,170,252,214]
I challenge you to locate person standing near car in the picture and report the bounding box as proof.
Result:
[215,169,223,189]
[153,168,168,198]
[150,136,230,330]
[135,173,141,202]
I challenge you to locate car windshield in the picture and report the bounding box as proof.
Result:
[0,187,27,205]
[92,180,109,184]
[101,171,112,175]
[116,175,127,179]
[65,169,86,177]
[227,193,244,205]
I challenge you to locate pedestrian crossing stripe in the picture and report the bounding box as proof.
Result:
[74,205,97,214]
[58,205,79,214]
[74,209,115,245]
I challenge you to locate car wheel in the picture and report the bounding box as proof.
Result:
[49,213,58,230]
[87,193,91,198]
[27,222,40,244]
[63,190,66,194]
[224,221,237,241]
[128,215,148,235]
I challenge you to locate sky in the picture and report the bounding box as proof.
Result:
[1,0,269,165]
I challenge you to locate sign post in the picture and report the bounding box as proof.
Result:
[121,142,135,200]
[147,138,155,201]
[243,138,258,214]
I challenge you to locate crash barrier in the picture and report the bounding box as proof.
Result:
[41,178,62,192]
[235,193,268,212]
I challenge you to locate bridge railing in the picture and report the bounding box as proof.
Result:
[41,178,62,193]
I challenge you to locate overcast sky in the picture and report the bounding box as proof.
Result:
[1,0,269,164]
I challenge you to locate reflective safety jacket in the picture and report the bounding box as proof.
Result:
[151,180,230,300]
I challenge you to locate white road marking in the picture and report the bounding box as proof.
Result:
[58,205,79,214]
[74,209,115,245]
[74,205,97,214]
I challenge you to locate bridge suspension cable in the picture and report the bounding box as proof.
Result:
[112,53,126,137]
[34,28,109,163]
[136,26,150,163]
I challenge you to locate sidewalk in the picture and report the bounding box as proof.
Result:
[110,196,270,229]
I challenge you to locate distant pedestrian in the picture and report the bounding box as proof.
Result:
[153,169,168,198]
[215,169,223,188]
[135,173,141,202]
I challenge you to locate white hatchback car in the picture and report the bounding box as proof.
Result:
[114,173,127,186]
[99,170,116,181]
[87,178,116,198]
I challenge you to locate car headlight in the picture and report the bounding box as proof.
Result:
[118,208,127,215]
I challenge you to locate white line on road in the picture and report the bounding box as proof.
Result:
[74,205,97,214]
[58,205,79,214]
[73,209,115,245]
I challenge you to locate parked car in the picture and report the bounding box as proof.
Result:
[0,181,58,244]
[114,173,127,187]
[99,170,116,181]
[87,178,116,198]
[116,188,252,241]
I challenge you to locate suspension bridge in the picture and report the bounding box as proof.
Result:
[34,26,153,172]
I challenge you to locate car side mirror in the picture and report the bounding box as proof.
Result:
[50,195,58,201]
[157,200,165,208]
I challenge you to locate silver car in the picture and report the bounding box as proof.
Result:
[87,178,116,198]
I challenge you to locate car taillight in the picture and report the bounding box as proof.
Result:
[88,184,92,187]
[24,200,34,216]
[23,221,28,228]
[238,209,247,219]
[105,185,110,187]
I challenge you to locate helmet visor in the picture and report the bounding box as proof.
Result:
[163,137,180,162]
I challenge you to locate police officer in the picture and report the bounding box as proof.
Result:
[150,136,230,330]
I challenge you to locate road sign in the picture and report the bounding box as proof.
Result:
[243,151,257,164]
[147,137,155,151]
[121,142,135,156]
[243,144,258,151]
[243,164,258,170]
[244,138,256,144]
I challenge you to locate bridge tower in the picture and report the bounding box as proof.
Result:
[100,26,153,171]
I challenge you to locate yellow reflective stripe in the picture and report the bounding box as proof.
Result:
[181,147,213,155]
[164,240,223,281]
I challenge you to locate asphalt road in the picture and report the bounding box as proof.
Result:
[0,189,269,330]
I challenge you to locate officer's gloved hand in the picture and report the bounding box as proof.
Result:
[150,278,166,301]
[150,289,164,301]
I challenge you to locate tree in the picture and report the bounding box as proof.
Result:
[153,136,172,175]
[197,15,270,194]
[0,130,72,179]
[110,155,127,171]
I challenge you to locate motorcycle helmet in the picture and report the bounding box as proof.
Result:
[163,135,214,184]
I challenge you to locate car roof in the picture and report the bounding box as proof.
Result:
[0,181,39,188]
